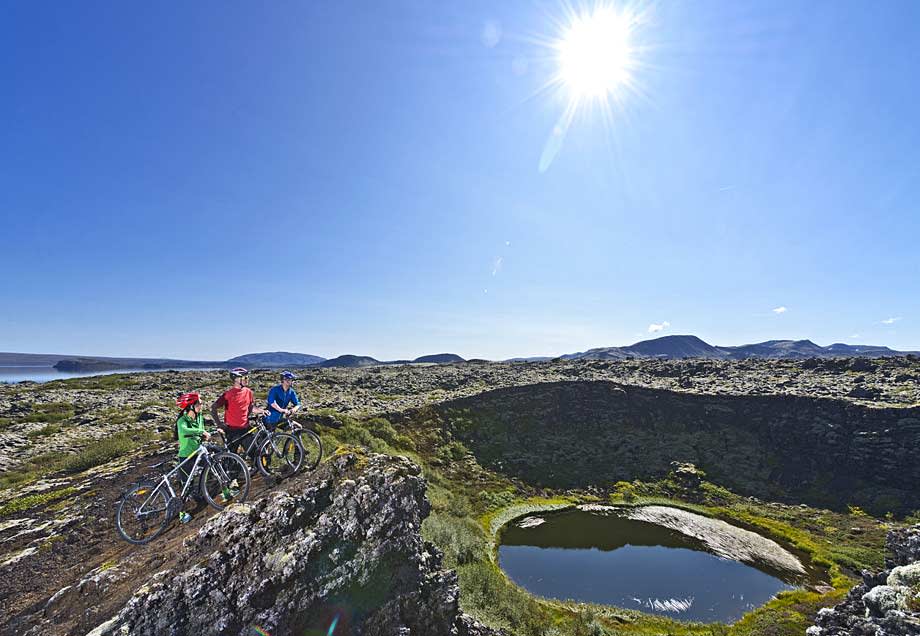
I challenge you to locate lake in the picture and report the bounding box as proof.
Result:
[498,507,810,623]
[0,366,212,384]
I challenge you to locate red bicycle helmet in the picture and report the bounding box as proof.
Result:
[176,392,201,410]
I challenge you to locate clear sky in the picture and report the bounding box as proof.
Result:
[1,1,918,360]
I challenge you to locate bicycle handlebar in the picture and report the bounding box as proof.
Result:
[190,429,224,440]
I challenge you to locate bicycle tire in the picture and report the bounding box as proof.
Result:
[201,452,250,511]
[115,480,170,545]
[294,428,322,471]
[258,432,303,479]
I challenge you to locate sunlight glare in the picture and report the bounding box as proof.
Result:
[538,2,648,172]
[557,7,632,100]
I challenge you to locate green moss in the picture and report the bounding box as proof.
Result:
[58,430,154,474]
[0,430,155,489]
[611,481,638,503]
[27,423,63,438]
[0,486,78,517]
[364,417,416,450]
[54,373,141,389]
[21,402,75,424]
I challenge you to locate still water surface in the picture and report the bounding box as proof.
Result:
[0,366,211,383]
[499,508,800,623]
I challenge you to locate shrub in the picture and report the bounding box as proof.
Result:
[364,417,416,450]
[437,440,469,463]
[456,562,547,636]
[611,480,637,503]
[478,489,517,510]
[422,513,486,566]
[21,402,75,424]
[58,430,152,474]
[27,423,63,438]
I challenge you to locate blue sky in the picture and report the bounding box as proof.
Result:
[1,1,918,360]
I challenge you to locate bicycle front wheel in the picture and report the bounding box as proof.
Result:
[295,428,322,471]
[201,452,250,511]
[258,433,303,479]
[116,480,169,545]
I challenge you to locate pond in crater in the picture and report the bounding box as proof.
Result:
[498,506,819,623]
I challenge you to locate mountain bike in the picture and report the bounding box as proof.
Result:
[232,416,304,480]
[115,432,250,545]
[277,412,323,472]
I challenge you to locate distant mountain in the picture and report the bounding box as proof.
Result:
[504,356,554,363]
[319,355,380,368]
[226,352,325,368]
[561,335,918,361]
[563,335,727,361]
[629,335,726,359]
[823,343,900,356]
[412,353,465,364]
[722,339,829,360]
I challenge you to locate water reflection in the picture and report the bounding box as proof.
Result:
[499,508,804,623]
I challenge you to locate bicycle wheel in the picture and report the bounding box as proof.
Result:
[201,452,250,511]
[115,480,170,544]
[258,433,303,479]
[294,428,322,471]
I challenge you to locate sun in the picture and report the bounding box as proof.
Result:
[556,7,634,102]
[537,3,647,171]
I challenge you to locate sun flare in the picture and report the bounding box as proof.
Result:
[556,7,634,101]
[537,2,648,172]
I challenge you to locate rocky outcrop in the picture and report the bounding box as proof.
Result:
[808,525,920,635]
[82,453,498,636]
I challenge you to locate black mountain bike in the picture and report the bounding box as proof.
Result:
[232,416,304,479]
[278,412,323,472]
[115,432,250,544]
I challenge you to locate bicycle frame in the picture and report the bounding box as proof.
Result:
[136,446,210,516]
[236,424,270,458]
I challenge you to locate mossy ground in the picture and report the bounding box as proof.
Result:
[0,486,79,517]
[0,429,156,488]
[311,408,895,636]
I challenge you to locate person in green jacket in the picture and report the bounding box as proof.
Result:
[175,392,211,497]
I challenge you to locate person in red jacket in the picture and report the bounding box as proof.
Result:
[210,368,267,457]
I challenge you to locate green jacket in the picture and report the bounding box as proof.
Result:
[176,412,206,458]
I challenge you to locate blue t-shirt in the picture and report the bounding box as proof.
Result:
[264,384,300,424]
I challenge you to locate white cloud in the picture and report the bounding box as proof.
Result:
[772,306,788,314]
[881,316,902,325]
[849,333,861,339]
[491,256,503,277]
[648,321,671,334]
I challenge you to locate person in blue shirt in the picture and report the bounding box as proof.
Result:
[264,370,301,428]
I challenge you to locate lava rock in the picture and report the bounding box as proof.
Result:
[85,453,499,636]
